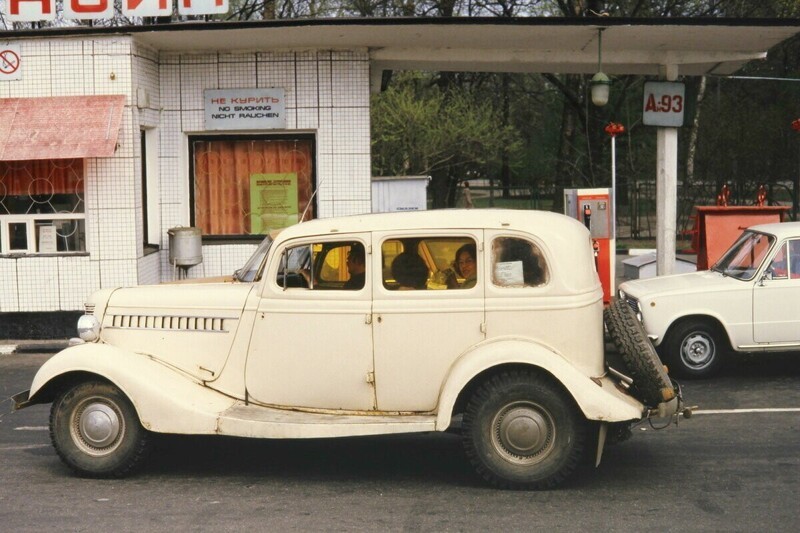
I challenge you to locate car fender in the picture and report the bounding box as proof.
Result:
[435,338,644,429]
[643,302,739,348]
[29,343,237,435]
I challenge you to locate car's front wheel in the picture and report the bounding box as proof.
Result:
[461,370,586,490]
[662,320,725,378]
[50,381,151,478]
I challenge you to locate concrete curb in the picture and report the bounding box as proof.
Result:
[0,340,70,355]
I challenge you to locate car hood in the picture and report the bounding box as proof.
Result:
[620,269,747,300]
[97,282,256,382]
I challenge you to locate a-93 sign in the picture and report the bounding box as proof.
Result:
[642,81,685,127]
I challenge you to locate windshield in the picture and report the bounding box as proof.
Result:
[234,235,274,282]
[711,230,774,281]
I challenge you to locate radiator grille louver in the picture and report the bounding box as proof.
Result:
[108,315,228,333]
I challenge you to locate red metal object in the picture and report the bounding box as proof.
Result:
[791,118,800,131]
[716,184,731,206]
[693,205,790,270]
[756,185,767,207]
[604,122,625,137]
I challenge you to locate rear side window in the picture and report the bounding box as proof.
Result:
[381,236,477,290]
[491,237,548,288]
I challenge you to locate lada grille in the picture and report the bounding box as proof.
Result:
[624,296,640,317]
[108,314,228,333]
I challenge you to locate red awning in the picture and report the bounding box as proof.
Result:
[0,95,125,161]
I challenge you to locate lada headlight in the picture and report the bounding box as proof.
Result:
[77,314,101,342]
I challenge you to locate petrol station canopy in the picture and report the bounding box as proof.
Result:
[4,17,800,78]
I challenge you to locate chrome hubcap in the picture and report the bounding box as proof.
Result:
[491,401,554,465]
[681,333,715,368]
[72,399,123,456]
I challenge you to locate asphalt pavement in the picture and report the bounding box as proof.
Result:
[2,350,799,531]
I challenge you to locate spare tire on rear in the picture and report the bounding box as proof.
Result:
[604,299,675,407]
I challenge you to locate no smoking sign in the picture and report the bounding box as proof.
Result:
[0,45,22,80]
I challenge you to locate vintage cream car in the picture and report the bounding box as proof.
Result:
[619,221,800,379]
[14,209,683,489]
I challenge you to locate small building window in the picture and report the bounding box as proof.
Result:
[190,136,315,239]
[0,159,86,254]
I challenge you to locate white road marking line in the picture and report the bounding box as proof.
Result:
[14,426,48,431]
[1,444,49,451]
[693,408,800,415]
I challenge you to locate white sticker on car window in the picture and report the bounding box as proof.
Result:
[494,261,524,287]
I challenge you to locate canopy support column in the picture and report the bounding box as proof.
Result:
[656,63,679,276]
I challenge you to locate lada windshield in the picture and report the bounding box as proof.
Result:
[234,235,274,282]
[711,230,774,280]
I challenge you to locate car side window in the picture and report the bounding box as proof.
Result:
[277,241,366,290]
[381,236,477,290]
[767,243,789,279]
[277,245,312,288]
[791,240,800,279]
[491,236,548,288]
[770,239,800,280]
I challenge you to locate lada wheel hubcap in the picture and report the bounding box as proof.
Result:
[681,333,715,368]
[72,399,123,455]
[491,401,554,464]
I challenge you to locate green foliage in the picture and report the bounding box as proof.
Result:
[371,72,522,206]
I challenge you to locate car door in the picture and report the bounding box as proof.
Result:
[245,234,376,410]
[371,231,485,412]
[753,238,800,345]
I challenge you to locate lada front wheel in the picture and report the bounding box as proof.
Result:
[662,320,725,379]
[50,381,151,478]
[461,370,586,490]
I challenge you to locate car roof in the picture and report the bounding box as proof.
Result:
[276,209,587,241]
[747,221,800,240]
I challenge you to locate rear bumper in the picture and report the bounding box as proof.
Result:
[649,395,680,419]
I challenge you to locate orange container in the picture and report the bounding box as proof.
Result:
[693,206,790,270]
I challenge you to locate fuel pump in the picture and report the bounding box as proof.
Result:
[564,188,615,304]
[582,204,592,230]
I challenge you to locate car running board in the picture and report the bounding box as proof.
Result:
[216,403,437,439]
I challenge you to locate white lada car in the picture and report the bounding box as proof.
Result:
[14,209,685,489]
[619,221,800,379]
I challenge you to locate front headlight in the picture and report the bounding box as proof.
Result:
[77,314,101,342]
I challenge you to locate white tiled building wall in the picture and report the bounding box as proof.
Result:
[0,35,373,311]
[0,37,138,312]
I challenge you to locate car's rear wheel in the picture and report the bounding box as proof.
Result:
[461,370,586,490]
[662,320,725,378]
[50,381,151,478]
